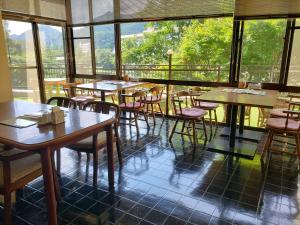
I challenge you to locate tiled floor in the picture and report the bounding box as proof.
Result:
[2,118,300,225]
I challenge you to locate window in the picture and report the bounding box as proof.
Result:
[240,19,287,83]
[121,18,233,82]
[39,24,67,100]
[94,24,116,75]
[288,23,300,86]
[73,26,93,75]
[3,20,41,102]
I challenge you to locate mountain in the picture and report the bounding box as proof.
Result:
[9,23,146,50]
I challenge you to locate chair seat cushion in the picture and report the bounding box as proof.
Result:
[199,102,219,109]
[67,132,107,151]
[119,102,144,109]
[270,108,298,118]
[0,149,41,185]
[181,108,207,118]
[266,118,300,131]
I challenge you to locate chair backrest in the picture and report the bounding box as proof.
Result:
[171,91,191,115]
[83,101,120,124]
[149,86,164,100]
[47,97,77,109]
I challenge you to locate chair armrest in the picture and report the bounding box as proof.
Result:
[289,101,300,106]
[0,149,36,162]
[172,99,183,103]
[282,109,300,115]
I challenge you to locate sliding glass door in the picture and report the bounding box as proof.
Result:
[38,24,67,100]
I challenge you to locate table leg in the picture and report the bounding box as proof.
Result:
[40,149,58,225]
[106,124,114,188]
[239,105,245,134]
[229,104,238,149]
[101,91,106,101]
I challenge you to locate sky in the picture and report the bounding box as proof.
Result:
[5,20,62,35]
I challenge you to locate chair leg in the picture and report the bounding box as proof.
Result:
[158,103,165,120]
[134,112,140,135]
[142,110,150,128]
[181,120,186,133]
[208,110,213,134]
[111,95,115,104]
[192,120,197,146]
[151,103,156,125]
[77,151,81,160]
[93,151,98,186]
[214,109,218,128]
[4,193,12,225]
[295,134,300,168]
[56,149,61,177]
[261,130,273,160]
[202,118,208,141]
[116,136,123,167]
[169,118,179,141]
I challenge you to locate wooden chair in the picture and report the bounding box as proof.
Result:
[62,83,95,109]
[47,96,77,109]
[119,90,150,136]
[169,91,207,146]
[0,147,42,225]
[143,86,165,125]
[190,87,219,135]
[261,102,300,167]
[66,101,122,186]
[47,97,78,175]
[270,94,300,119]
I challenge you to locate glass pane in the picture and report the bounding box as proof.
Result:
[3,20,37,67]
[240,19,286,83]
[1,0,66,20]
[10,68,40,102]
[288,29,300,86]
[71,0,90,24]
[3,20,40,102]
[121,18,233,82]
[39,24,67,100]
[74,39,93,74]
[92,0,114,22]
[73,26,90,38]
[94,25,116,75]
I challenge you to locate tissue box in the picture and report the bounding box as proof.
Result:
[51,110,65,124]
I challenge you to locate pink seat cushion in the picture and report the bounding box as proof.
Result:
[180,108,207,118]
[119,102,144,109]
[266,118,299,131]
[199,102,219,109]
[270,108,298,118]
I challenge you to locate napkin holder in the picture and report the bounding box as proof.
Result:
[248,83,262,90]
[51,106,65,124]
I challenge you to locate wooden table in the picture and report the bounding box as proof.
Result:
[0,101,115,225]
[75,80,149,101]
[44,78,66,96]
[195,87,278,159]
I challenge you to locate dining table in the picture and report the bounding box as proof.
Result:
[0,100,116,225]
[75,80,149,101]
[194,87,278,159]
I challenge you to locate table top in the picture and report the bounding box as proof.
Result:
[0,101,114,150]
[76,80,148,92]
[194,87,278,108]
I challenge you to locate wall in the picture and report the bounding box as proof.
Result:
[0,11,13,102]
